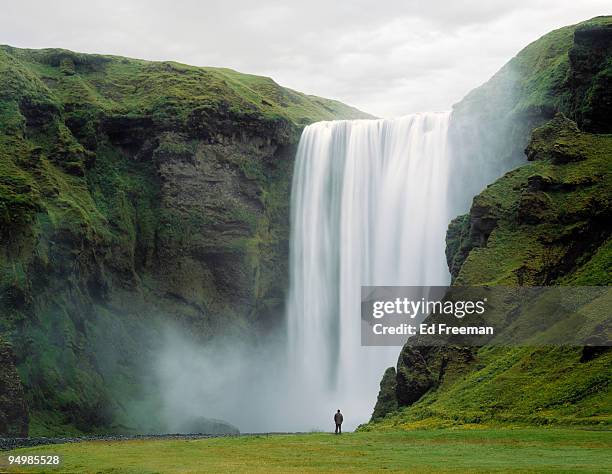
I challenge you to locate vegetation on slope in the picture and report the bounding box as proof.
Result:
[368,16,611,429]
[0,45,369,436]
[448,114,611,287]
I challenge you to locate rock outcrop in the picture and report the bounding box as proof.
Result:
[175,417,240,435]
[0,339,28,436]
[371,367,398,421]
[569,20,612,133]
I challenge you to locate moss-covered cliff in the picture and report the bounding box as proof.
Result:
[447,15,612,215]
[0,45,370,435]
[367,16,611,429]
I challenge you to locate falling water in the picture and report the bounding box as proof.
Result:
[286,112,453,430]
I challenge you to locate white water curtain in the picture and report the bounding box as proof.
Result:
[286,113,452,429]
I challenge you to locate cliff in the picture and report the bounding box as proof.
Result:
[447,15,612,215]
[367,16,611,429]
[0,46,369,435]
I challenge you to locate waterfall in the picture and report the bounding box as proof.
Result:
[286,112,453,430]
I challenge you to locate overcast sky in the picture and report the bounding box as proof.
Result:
[1,1,609,117]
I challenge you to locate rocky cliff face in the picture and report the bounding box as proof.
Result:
[569,21,612,133]
[368,16,611,428]
[0,47,370,435]
[449,113,611,286]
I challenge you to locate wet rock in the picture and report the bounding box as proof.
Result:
[0,340,28,437]
[395,347,434,406]
[371,367,398,420]
[177,417,240,435]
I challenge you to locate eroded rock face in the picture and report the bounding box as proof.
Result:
[445,202,501,282]
[0,340,28,437]
[396,346,474,406]
[446,113,610,286]
[371,345,476,420]
[569,20,612,133]
[395,347,434,406]
[152,135,290,324]
[371,367,398,420]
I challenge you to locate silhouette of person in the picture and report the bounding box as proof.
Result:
[334,409,343,434]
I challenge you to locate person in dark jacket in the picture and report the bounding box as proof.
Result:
[334,409,343,434]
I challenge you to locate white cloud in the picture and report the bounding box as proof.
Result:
[1,0,609,116]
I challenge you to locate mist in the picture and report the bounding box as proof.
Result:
[154,325,373,433]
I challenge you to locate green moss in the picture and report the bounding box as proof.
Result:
[2,45,370,138]
[369,347,611,429]
[453,114,611,286]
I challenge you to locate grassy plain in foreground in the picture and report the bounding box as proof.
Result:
[5,427,612,473]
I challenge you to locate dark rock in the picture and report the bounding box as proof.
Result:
[524,113,580,162]
[469,201,500,247]
[580,345,610,363]
[516,191,553,225]
[371,367,398,420]
[176,417,240,435]
[569,20,612,133]
[445,199,502,282]
[395,347,434,406]
[445,214,470,280]
[101,115,155,153]
[526,174,553,192]
[393,345,475,409]
[19,97,59,129]
[0,339,28,437]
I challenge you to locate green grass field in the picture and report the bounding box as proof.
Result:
[3,428,611,473]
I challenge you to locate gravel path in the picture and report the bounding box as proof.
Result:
[0,433,304,451]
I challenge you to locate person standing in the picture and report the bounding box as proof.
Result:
[334,409,343,434]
